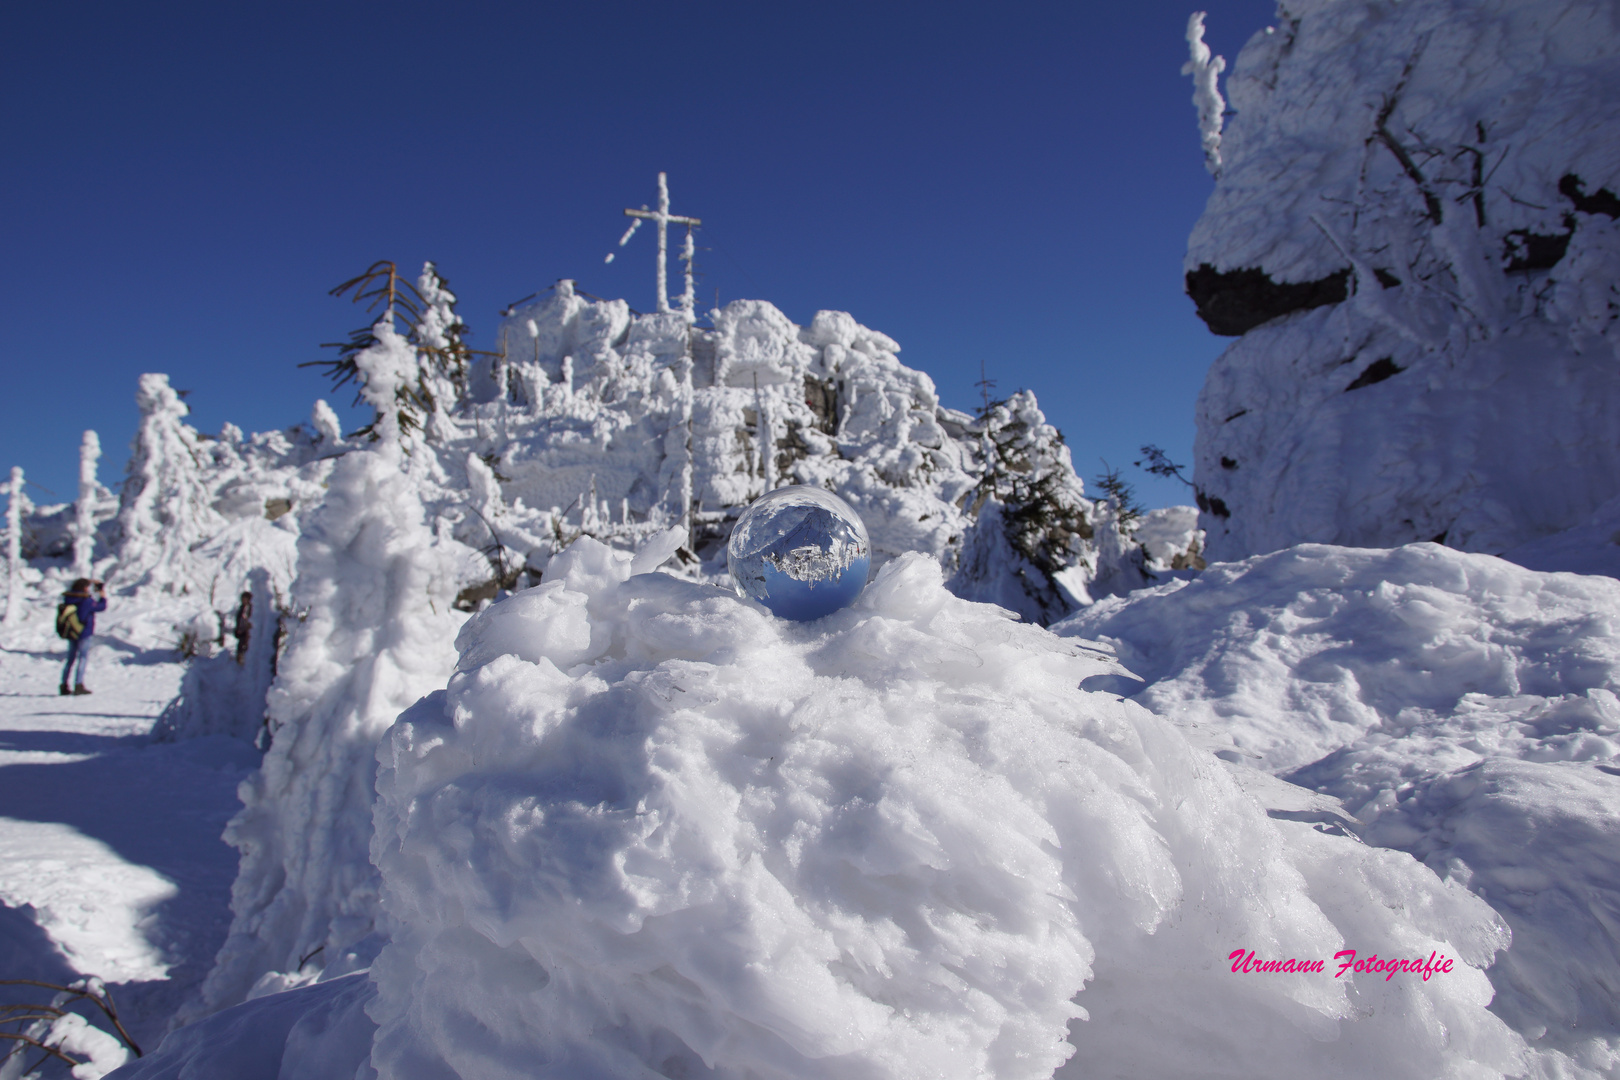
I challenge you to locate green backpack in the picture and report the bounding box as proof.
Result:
[56,602,84,641]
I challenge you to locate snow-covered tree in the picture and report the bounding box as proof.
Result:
[111,374,226,597]
[5,466,26,627]
[948,391,1093,624]
[310,260,474,449]
[195,443,477,1013]
[73,430,101,579]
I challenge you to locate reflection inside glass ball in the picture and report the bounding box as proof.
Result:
[727,486,871,621]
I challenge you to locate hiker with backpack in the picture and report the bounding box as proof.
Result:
[57,578,107,695]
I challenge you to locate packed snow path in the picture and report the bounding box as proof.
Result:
[0,641,253,1064]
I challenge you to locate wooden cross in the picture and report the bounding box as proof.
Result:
[624,172,702,315]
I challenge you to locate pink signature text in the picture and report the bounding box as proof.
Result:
[1228,948,1456,981]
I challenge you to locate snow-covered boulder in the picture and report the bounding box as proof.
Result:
[1058,542,1620,1070]
[1185,0,1620,561]
[365,540,1530,1079]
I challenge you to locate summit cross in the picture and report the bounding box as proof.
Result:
[623,172,702,315]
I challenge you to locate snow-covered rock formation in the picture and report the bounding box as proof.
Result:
[1058,542,1620,1072]
[1185,0,1620,562]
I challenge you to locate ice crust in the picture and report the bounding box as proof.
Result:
[1058,542,1620,1071]
[366,540,1529,1080]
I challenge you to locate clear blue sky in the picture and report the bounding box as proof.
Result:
[1,0,1276,510]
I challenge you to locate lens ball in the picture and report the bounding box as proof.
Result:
[727,486,871,621]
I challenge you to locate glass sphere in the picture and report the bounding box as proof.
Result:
[727,485,871,621]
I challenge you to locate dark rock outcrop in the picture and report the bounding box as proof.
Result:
[1185,264,1350,336]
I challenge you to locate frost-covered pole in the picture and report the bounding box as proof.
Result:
[74,430,101,578]
[1183,12,1227,175]
[754,375,776,491]
[623,173,701,316]
[5,467,22,627]
[681,226,696,314]
[656,172,669,314]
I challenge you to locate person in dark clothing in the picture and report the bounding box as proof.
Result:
[60,578,107,695]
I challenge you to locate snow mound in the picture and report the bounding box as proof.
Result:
[1057,542,1620,1069]
[368,540,1528,1080]
[1185,0,1620,559]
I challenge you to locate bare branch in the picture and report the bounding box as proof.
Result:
[1370,33,1443,225]
[0,1031,83,1068]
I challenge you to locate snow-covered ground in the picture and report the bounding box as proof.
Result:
[0,637,255,1078]
[1057,541,1620,1074]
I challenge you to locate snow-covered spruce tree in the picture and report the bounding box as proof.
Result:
[1086,464,1153,600]
[413,262,474,444]
[73,430,101,579]
[307,260,472,450]
[111,374,226,597]
[947,391,1093,624]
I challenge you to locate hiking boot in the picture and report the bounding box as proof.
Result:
[72,684,91,695]
[59,683,70,696]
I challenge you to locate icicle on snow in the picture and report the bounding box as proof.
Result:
[1183,12,1226,175]
[74,430,101,579]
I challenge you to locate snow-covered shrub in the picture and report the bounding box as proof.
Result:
[1058,542,1620,1069]
[151,567,282,744]
[366,541,1528,1080]
[1185,0,1620,560]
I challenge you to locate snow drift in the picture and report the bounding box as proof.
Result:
[1185,0,1620,561]
[362,540,1529,1080]
[1059,542,1620,1072]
